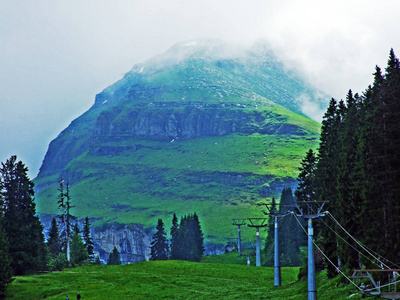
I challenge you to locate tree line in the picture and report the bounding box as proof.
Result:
[295,49,400,277]
[0,156,95,296]
[150,213,205,262]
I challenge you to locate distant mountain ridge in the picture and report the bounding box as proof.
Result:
[34,39,324,256]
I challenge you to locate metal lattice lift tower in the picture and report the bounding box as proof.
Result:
[232,219,246,254]
[294,201,328,300]
[262,203,290,286]
[247,218,268,267]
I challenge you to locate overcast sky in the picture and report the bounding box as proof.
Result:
[1,0,400,178]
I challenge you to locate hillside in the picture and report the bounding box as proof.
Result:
[34,39,324,254]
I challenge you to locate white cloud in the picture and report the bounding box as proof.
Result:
[1,0,400,176]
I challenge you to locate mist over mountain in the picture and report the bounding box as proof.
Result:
[34,39,325,255]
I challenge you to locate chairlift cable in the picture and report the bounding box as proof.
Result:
[291,213,362,291]
[318,217,381,269]
[327,212,396,269]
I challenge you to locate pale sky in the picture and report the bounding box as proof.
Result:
[1,0,399,178]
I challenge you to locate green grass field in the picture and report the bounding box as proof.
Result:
[5,255,361,299]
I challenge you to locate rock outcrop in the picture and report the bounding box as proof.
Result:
[92,224,151,264]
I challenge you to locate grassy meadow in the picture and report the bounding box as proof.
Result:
[6,254,361,299]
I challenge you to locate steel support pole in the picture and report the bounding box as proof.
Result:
[238,225,242,254]
[308,219,317,300]
[274,216,281,286]
[256,227,261,266]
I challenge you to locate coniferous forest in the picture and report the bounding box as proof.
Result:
[0,156,96,296]
[299,49,400,276]
[150,213,205,262]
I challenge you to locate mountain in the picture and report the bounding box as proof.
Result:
[34,39,324,255]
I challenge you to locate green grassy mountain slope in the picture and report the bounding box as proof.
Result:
[34,39,323,249]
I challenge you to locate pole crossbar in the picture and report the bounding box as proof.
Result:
[247,218,268,227]
[232,219,247,254]
[294,201,328,300]
[262,203,292,216]
[246,218,268,267]
[294,201,328,219]
[232,219,246,226]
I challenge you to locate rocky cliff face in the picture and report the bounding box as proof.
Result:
[92,224,151,264]
[93,103,307,142]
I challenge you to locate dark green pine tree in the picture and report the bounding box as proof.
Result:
[178,215,190,260]
[73,222,80,235]
[70,232,88,266]
[170,213,179,260]
[191,213,205,262]
[353,53,400,266]
[279,188,305,267]
[0,156,47,275]
[314,97,343,277]
[107,246,121,265]
[83,217,94,259]
[361,49,400,263]
[47,217,61,257]
[150,219,169,260]
[295,149,317,213]
[335,91,365,271]
[0,212,13,297]
[358,65,387,262]
[380,49,400,262]
[314,98,342,205]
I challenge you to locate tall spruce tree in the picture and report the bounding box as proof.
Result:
[150,219,169,260]
[335,91,364,270]
[191,213,205,261]
[279,188,305,266]
[170,213,179,260]
[107,246,121,265]
[314,98,342,277]
[47,217,61,257]
[0,211,12,297]
[295,149,317,211]
[0,156,47,275]
[83,217,94,259]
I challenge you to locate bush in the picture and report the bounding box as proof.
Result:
[48,253,67,271]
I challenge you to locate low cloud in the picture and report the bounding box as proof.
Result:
[297,93,326,122]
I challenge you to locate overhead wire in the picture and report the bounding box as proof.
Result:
[291,212,362,291]
[318,217,382,269]
[326,212,399,270]
[287,207,400,293]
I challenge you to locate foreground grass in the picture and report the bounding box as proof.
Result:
[6,260,361,299]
